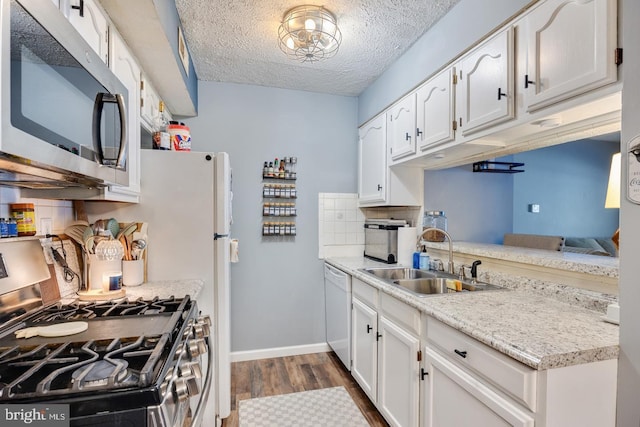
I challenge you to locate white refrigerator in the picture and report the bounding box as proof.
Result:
[85,149,232,425]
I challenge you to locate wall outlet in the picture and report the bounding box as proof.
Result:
[528,204,540,213]
[41,218,52,240]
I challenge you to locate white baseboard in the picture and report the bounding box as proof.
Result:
[230,342,331,362]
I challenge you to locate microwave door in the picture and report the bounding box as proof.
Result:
[3,0,129,185]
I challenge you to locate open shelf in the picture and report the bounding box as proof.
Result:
[472,161,525,174]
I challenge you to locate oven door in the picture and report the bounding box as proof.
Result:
[0,0,129,186]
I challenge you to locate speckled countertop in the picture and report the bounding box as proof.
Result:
[60,280,204,304]
[326,257,619,371]
[424,241,619,278]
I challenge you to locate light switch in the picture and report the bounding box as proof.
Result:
[528,204,540,213]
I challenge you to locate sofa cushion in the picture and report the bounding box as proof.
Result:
[503,233,565,251]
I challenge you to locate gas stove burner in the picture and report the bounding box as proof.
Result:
[71,360,132,388]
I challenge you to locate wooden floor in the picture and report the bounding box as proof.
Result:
[222,352,388,427]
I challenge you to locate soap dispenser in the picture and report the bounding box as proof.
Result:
[419,246,430,270]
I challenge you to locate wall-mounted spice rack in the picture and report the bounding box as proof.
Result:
[262,157,298,237]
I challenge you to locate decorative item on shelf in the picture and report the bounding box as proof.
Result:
[472,160,525,173]
[278,5,342,63]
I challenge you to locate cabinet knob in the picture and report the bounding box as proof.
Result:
[366,324,373,333]
[376,332,382,341]
[524,74,535,89]
[454,349,467,358]
[421,368,429,380]
[497,88,507,100]
[405,132,411,141]
[377,184,382,191]
[416,128,423,137]
[71,0,85,17]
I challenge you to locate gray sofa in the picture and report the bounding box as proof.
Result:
[503,233,617,257]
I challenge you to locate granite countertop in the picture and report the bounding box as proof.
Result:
[60,279,204,304]
[326,257,619,371]
[424,241,619,278]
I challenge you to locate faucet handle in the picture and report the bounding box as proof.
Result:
[470,260,482,283]
[458,265,470,280]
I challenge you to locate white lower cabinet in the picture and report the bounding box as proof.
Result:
[421,317,617,427]
[352,297,378,403]
[421,346,534,427]
[378,315,420,427]
[351,279,421,427]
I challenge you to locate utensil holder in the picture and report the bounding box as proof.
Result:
[122,259,144,286]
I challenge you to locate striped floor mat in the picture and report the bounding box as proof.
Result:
[238,386,370,426]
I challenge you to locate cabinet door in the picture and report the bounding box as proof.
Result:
[378,315,420,427]
[358,114,387,204]
[352,297,378,404]
[387,94,417,161]
[140,74,161,132]
[108,31,141,197]
[67,0,109,64]
[416,68,456,151]
[421,347,534,427]
[458,27,515,136]
[523,0,617,112]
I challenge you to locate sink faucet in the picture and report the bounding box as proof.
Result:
[416,227,454,274]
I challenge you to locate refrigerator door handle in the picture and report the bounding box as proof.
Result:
[214,233,229,240]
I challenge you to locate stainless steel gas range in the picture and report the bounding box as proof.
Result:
[0,295,212,427]
[0,240,212,427]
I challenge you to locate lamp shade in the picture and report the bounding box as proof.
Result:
[605,152,621,209]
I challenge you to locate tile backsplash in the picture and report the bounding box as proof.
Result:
[0,187,75,234]
[318,193,424,259]
[318,193,365,258]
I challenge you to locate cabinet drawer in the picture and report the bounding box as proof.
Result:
[426,317,537,411]
[380,293,420,336]
[352,277,378,308]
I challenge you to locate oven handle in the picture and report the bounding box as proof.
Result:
[191,336,213,427]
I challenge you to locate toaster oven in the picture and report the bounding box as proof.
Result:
[364,219,407,263]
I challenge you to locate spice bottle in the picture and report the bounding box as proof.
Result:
[10,203,36,236]
[0,219,8,238]
[7,218,18,237]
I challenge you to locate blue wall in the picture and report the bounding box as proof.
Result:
[183,82,358,352]
[424,165,514,244]
[424,138,620,244]
[512,138,620,237]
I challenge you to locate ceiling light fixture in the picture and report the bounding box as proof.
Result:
[278,5,342,63]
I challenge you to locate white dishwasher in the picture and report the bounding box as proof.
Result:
[324,263,352,370]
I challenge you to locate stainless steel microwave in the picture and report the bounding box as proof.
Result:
[0,0,128,188]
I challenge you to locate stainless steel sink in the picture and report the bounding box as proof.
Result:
[360,267,503,297]
[393,278,449,295]
[361,267,438,281]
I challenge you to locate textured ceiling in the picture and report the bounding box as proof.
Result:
[175,0,461,96]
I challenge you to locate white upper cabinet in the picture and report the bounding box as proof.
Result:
[66,0,109,64]
[358,113,423,207]
[522,0,617,112]
[457,26,515,136]
[107,31,141,199]
[140,74,162,132]
[416,67,456,151]
[358,114,387,204]
[387,94,417,162]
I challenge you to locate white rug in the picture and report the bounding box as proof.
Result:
[238,386,370,427]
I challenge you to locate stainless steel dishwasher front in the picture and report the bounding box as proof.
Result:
[324,263,352,370]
